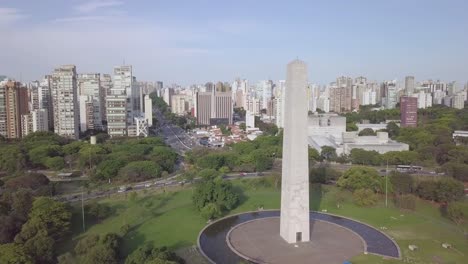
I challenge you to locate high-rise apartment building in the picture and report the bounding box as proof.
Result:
[39,75,54,130]
[405,76,415,95]
[144,95,153,126]
[78,73,103,131]
[330,86,352,113]
[20,109,49,137]
[400,96,418,127]
[452,93,465,109]
[51,65,79,139]
[171,94,187,115]
[106,95,127,136]
[0,81,29,138]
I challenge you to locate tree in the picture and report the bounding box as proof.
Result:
[308,148,320,162]
[95,159,126,181]
[15,197,71,243]
[447,202,466,226]
[390,172,414,195]
[118,161,162,182]
[358,128,376,136]
[353,189,378,207]
[200,203,222,220]
[320,146,337,161]
[386,122,400,138]
[0,179,3,187]
[239,123,246,131]
[0,243,33,264]
[44,156,65,170]
[346,122,358,132]
[86,202,113,222]
[193,177,239,217]
[28,145,62,167]
[0,145,27,173]
[309,166,341,184]
[125,244,184,264]
[434,178,464,203]
[75,233,121,264]
[349,149,381,165]
[337,167,382,192]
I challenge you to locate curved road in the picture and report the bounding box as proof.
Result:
[198,211,400,264]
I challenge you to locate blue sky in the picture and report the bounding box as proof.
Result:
[0,0,467,85]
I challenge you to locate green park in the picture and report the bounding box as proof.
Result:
[1,105,468,263]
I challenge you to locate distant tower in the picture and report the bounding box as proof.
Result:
[405,76,415,95]
[280,59,310,243]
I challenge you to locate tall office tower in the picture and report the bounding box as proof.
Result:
[452,93,465,109]
[261,80,273,109]
[0,81,29,138]
[405,76,415,95]
[100,73,112,123]
[204,82,214,93]
[78,73,103,131]
[400,96,418,127]
[51,65,79,139]
[385,86,398,109]
[144,95,153,126]
[447,81,458,96]
[212,91,233,125]
[195,92,212,125]
[163,88,174,106]
[280,59,310,243]
[39,75,54,130]
[195,90,233,126]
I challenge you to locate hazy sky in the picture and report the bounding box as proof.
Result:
[1,0,467,85]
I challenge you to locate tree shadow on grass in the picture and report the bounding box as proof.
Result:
[232,185,247,208]
[120,192,178,255]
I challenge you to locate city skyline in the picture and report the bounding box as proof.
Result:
[1,0,468,85]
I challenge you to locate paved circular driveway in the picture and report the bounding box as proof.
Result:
[198,210,400,264]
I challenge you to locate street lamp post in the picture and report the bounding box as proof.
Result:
[385,159,388,208]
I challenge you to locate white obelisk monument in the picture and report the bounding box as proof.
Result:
[280,59,310,243]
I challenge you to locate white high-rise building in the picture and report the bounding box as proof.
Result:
[144,95,153,126]
[51,65,79,139]
[405,76,415,95]
[171,94,187,115]
[32,109,49,132]
[78,73,103,131]
[39,75,53,130]
[261,80,273,109]
[246,111,256,128]
[317,96,330,113]
[453,93,465,109]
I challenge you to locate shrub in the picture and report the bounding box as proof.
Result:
[353,189,378,207]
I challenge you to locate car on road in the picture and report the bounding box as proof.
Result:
[239,172,246,176]
[144,183,152,188]
[118,186,130,193]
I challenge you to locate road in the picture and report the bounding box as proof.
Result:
[153,108,198,155]
[57,172,270,203]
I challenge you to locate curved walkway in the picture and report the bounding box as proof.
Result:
[198,210,400,264]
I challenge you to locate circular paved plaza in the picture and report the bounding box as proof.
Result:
[198,210,400,264]
[227,217,363,264]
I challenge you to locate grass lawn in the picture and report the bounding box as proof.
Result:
[64,180,468,264]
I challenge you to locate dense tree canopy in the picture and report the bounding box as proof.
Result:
[337,167,382,192]
[192,170,239,219]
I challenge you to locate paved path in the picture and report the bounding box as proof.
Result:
[198,210,400,264]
